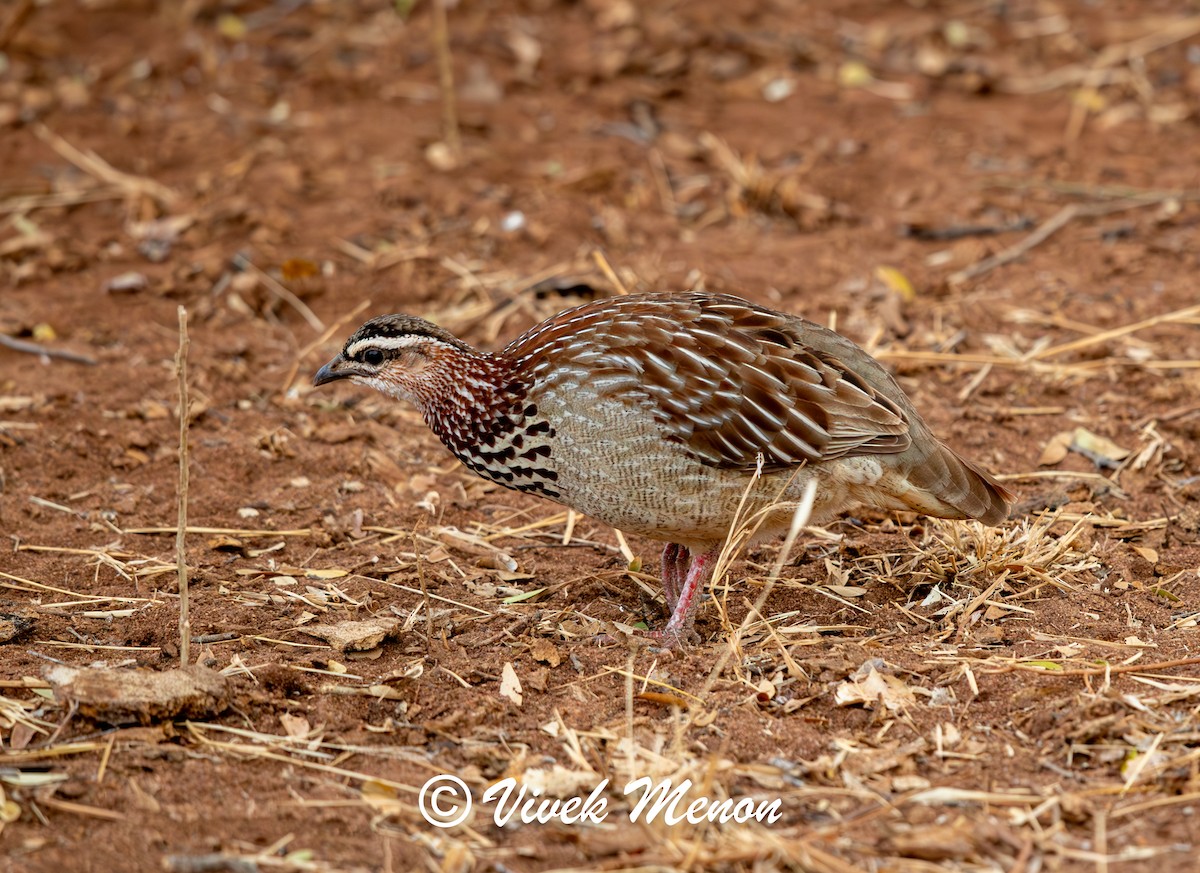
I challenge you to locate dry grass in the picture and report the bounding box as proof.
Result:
[5,453,1198,869]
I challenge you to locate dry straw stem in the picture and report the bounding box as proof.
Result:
[999,14,1200,94]
[333,237,432,272]
[175,306,190,666]
[431,0,461,156]
[32,123,179,208]
[696,477,819,707]
[992,654,1200,678]
[591,248,631,296]
[281,297,372,392]
[879,299,1200,377]
[1064,16,1200,140]
[232,255,324,333]
[990,177,1200,203]
[0,187,127,215]
[947,203,1079,286]
[184,724,417,790]
[0,569,148,604]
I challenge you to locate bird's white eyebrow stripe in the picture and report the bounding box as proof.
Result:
[345,336,423,358]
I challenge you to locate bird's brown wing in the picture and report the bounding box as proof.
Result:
[509,293,913,473]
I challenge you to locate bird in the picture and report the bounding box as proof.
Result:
[313,291,1011,646]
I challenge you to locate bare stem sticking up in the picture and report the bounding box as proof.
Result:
[175,306,191,666]
[431,0,461,156]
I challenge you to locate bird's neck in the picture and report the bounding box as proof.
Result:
[412,347,526,463]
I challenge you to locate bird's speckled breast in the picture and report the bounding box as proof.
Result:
[527,377,866,549]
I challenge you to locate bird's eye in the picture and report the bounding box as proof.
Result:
[362,348,385,366]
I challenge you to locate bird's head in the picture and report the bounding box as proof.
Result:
[312,314,473,405]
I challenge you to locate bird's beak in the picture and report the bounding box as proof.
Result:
[313,355,354,387]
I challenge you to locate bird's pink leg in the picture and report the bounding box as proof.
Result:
[661,545,720,644]
[597,544,714,648]
[660,543,689,613]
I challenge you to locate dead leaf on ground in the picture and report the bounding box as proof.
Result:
[500,662,523,706]
[1039,427,1130,468]
[1070,427,1129,466]
[279,713,312,739]
[528,638,562,667]
[1038,430,1074,466]
[834,662,917,711]
[302,617,400,653]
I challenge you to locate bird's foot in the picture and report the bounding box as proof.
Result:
[595,622,700,650]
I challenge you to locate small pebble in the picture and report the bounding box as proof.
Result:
[762,77,795,103]
[105,271,148,294]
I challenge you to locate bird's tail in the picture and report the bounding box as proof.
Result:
[898,440,1013,525]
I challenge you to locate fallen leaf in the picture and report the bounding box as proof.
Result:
[380,661,424,683]
[637,690,692,709]
[529,638,562,667]
[500,662,523,706]
[280,713,311,739]
[834,664,916,711]
[0,792,19,824]
[875,265,916,302]
[1070,427,1129,466]
[1022,660,1064,671]
[303,618,400,653]
[280,258,319,281]
[1038,430,1073,466]
[1132,545,1158,565]
[523,765,599,796]
[884,819,978,861]
[824,585,867,598]
[838,60,874,88]
[502,587,545,604]
[304,568,348,580]
[319,683,404,700]
[105,271,148,294]
[217,13,246,39]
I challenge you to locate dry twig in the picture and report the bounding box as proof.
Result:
[232,255,325,332]
[0,0,36,51]
[175,306,191,666]
[431,0,461,156]
[949,194,1191,286]
[32,123,179,208]
[948,205,1079,286]
[0,334,97,366]
[281,297,372,392]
